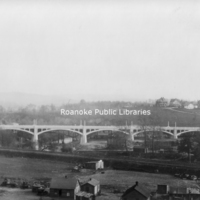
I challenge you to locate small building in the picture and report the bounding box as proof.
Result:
[98,160,104,169]
[81,178,100,196]
[76,191,94,200]
[85,160,104,170]
[50,177,80,199]
[155,97,168,107]
[121,182,151,200]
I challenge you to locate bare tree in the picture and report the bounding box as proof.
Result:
[137,115,150,153]
[148,112,162,154]
[137,112,162,153]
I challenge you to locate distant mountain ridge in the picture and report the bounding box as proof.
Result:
[0,92,72,108]
[0,92,144,108]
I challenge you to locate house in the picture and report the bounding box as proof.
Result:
[85,160,104,170]
[50,177,80,199]
[169,99,181,108]
[184,102,195,109]
[121,182,151,200]
[81,178,100,196]
[155,97,168,107]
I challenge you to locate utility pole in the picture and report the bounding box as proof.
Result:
[152,131,154,154]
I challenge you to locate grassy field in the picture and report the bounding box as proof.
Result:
[0,155,199,200]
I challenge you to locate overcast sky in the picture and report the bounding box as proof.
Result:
[0,0,199,101]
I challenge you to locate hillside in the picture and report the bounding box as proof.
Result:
[0,101,200,127]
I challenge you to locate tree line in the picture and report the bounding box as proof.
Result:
[0,100,199,126]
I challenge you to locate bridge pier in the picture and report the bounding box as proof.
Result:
[174,128,178,139]
[80,127,87,144]
[132,134,135,141]
[81,134,87,144]
[130,125,134,133]
[32,126,39,150]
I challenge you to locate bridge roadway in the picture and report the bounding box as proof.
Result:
[0,124,200,150]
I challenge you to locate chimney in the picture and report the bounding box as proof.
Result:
[135,181,138,187]
[65,175,67,179]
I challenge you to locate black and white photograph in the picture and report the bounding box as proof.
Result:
[0,0,200,199]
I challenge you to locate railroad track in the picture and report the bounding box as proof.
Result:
[0,148,199,170]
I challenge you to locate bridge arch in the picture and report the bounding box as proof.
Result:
[132,130,174,137]
[86,129,130,136]
[2,128,34,136]
[177,130,200,137]
[37,128,83,136]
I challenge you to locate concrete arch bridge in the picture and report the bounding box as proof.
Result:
[0,124,200,150]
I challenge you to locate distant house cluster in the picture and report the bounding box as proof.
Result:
[121,182,200,200]
[155,97,199,109]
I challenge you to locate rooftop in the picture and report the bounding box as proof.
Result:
[86,178,100,186]
[81,178,100,186]
[122,183,151,198]
[50,177,78,189]
[86,160,103,164]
